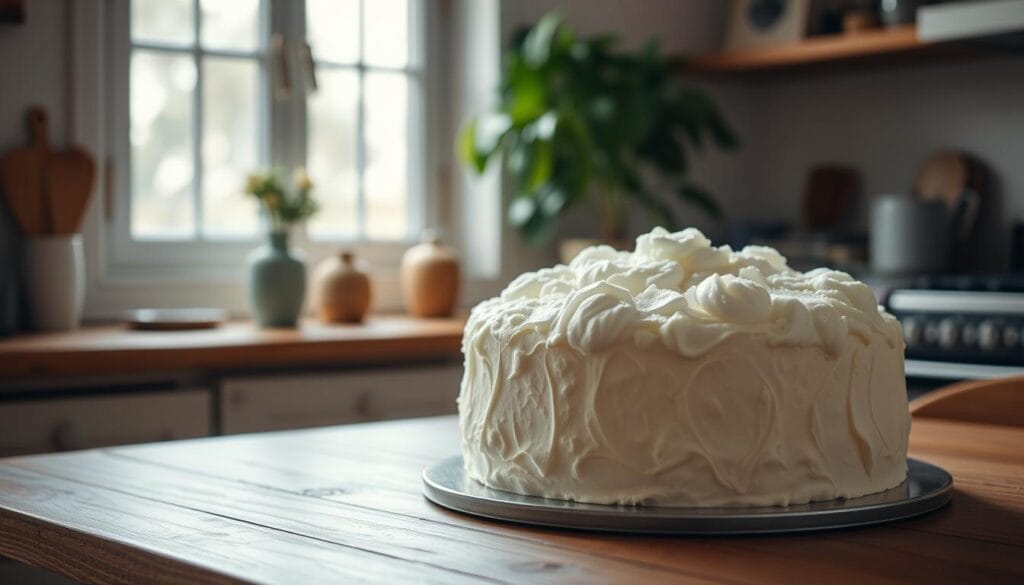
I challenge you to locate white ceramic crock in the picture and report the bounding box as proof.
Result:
[24,234,85,331]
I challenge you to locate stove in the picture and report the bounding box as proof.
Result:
[883,274,1024,381]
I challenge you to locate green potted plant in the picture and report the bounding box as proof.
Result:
[244,168,319,327]
[460,13,738,260]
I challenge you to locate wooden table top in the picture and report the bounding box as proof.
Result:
[0,315,465,380]
[0,415,1022,584]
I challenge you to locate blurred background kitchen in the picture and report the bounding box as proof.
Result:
[1,0,1023,468]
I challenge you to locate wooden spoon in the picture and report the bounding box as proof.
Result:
[1,106,49,234]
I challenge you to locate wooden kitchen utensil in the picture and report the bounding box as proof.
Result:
[914,150,969,207]
[49,142,96,235]
[0,106,96,235]
[914,149,985,240]
[1,106,49,234]
[802,164,860,231]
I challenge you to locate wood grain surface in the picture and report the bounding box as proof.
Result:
[686,24,976,75]
[0,315,465,380]
[0,415,1022,584]
[911,375,1024,427]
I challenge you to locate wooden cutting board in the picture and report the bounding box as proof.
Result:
[0,106,49,234]
[0,106,96,235]
[49,143,96,234]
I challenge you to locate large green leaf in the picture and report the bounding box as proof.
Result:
[521,212,559,247]
[523,12,563,66]
[509,193,558,247]
[505,58,547,124]
[706,107,739,150]
[458,113,512,173]
[476,113,512,153]
[528,141,553,191]
[457,118,486,172]
[638,126,686,175]
[458,11,739,245]
[678,183,723,219]
[508,197,536,227]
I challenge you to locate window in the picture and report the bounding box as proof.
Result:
[306,0,423,241]
[128,0,264,240]
[114,0,426,270]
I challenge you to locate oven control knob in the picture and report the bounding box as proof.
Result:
[923,321,941,345]
[1003,325,1020,349]
[961,322,978,348]
[978,320,1000,351]
[938,318,959,349]
[901,318,923,346]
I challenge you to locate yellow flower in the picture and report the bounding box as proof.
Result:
[294,167,313,192]
[244,174,261,194]
[263,192,280,209]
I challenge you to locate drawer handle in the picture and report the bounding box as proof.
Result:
[51,421,86,451]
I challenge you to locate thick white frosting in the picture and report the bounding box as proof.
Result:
[458,227,911,507]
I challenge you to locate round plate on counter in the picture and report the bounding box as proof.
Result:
[422,457,952,535]
[127,308,229,331]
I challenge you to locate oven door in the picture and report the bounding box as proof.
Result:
[906,359,1024,400]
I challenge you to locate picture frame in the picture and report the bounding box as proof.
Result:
[725,0,811,52]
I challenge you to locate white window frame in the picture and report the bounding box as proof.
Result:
[70,0,504,318]
[104,0,432,282]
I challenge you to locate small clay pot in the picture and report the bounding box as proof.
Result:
[311,250,371,323]
[401,233,460,318]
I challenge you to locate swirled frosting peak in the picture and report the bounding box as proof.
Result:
[693,273,771,323]
[471,226,902,360]
[459,227,910,507]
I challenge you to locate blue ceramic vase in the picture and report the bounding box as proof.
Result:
[248,231,306,327]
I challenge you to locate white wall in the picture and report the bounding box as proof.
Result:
[501,0,726,53]
[735,57,1024,269]
[0,1,68,150]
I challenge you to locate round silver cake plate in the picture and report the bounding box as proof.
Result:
[422,457,953,535]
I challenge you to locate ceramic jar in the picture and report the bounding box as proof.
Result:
[401,233,460,318]
[24,234,85,331]
[311,251,371,323]
[248,231,306,327]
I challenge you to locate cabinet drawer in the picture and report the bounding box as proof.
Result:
[0,389,211,457]
[221,363,463,434]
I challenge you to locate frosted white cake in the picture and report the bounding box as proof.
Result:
[458,227,910,507]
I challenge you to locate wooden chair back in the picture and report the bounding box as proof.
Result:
[910,375,1024,427]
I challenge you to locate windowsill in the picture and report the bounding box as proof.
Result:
[0,314,466,381]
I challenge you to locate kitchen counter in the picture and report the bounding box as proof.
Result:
[0,315,465,380]
[0,415,1021,583]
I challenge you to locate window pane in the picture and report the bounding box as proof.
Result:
[307,69,359,239]
[364,72,408,240]
[200,0,261,52]
[131,0,194,46]
[202,58,260,238]
[364,0,408,68]
[307,0,359,64]
[131,51,196,239]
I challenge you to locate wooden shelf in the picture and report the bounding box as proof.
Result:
[687,25,950,75]
[0,315,466,380]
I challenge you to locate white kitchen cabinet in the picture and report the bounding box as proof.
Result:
[220,363,463,434]
[0,389,211,457]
